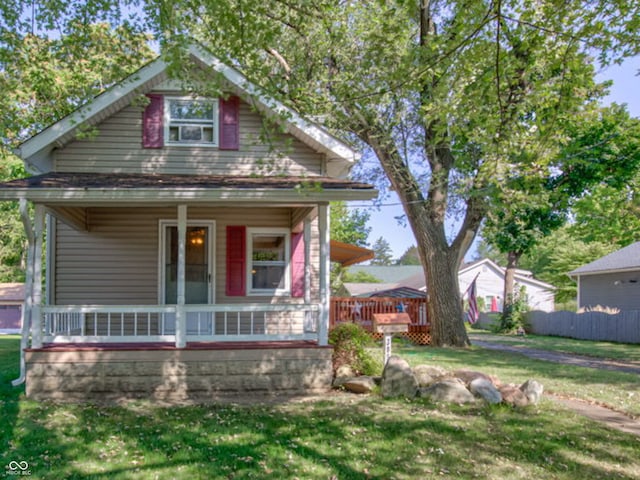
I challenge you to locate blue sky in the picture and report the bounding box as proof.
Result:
[358,57,640,261]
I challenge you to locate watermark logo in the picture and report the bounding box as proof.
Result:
[5,461,31,476]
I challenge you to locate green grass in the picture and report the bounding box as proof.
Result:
[2,335,640,479]
[395,342,640,418]
[468,330,640,363]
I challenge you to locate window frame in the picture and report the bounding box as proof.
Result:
[164,96,219,147]
[246,227,291,296]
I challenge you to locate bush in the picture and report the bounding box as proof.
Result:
[328,323,381,376]
[495,286,529,333]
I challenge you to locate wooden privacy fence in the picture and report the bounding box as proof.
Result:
[330,297,431,345]
[525,310,640,344]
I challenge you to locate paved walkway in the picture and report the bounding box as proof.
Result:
[469,336,640,375]
[468,333,640,436]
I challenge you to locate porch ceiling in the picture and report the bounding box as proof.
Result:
[0,172,377,204]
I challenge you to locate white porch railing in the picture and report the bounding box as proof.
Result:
[41,304,320,344]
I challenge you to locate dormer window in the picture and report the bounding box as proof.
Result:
[165,97,219,147]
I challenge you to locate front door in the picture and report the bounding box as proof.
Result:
[161,221,215,305]
[160,221,215,337]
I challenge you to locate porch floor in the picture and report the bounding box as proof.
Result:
[27,340,326,352]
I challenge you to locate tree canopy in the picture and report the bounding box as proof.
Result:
[2,0,638,345]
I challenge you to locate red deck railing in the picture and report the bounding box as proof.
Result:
[329,297,431,345]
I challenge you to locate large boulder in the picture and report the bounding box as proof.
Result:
[413,364,447,387]
[499,384,529,407]
[453,370,494,386]
[342,376,377,394]
[520,380,544,404]
[469,378,502,404]
[381,355,419,398]
[419,380,476,404]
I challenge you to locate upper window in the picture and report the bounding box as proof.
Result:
[165,97,218,147]
[247,228,290,295]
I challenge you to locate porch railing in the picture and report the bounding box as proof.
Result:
[41,304,320,344]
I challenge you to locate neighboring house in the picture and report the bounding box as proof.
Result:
[0,44,376,401]
[0,283,24,333]
[347,258,556,312]
[569,242,640,311]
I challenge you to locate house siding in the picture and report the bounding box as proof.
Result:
[54,100,326,176]
[579,271,640,311]
[53,206,320,306]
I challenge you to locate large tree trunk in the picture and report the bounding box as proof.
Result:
[502,250,520,311]
[412,216,470,346]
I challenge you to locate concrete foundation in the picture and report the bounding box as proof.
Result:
[25,344,333,402]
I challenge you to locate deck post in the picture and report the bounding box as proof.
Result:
[318,204,330,346]
[176,204,187,348]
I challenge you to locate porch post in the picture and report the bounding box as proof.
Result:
[303,218,311,305]
[13,199,35,386]
[31,204,45,349]
[176,204,187,348]
[318,204,330,346]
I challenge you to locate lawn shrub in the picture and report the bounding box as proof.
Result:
[328,323,381,376]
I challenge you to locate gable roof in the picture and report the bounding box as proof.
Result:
[16,44,359,178]
[569,242,640,277]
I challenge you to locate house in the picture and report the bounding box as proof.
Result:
[0,283,24,333]
[569,242,640,311]
[0,44,376,401]
[347,258,556,312]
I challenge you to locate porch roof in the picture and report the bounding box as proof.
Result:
[0,172,377,204]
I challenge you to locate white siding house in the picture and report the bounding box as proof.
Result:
[0,45,377,401]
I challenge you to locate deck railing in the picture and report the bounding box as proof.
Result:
[41,304,320,344]
[329,297,431,344]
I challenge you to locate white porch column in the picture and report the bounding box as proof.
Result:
[303,218,311,305]
[175,204,187,348]
[13,199,36,385]
[318,204,330,346]
[31,204,45,349]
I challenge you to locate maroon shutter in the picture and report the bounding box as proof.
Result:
[226,226,246,296]
[291,232,305,298]
[219,95,240,150]
[143,94,164,148]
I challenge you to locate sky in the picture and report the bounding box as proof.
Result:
[354,57,640,261]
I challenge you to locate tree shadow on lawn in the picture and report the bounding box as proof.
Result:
[2,395,640,479]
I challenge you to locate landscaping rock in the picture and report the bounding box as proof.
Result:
[453,369,493,386]
[413,365,437,387]
[520,380,544,404]
[469,378,502,404]
[341,376,376,394]
[381,355,419,398]
[335,365,355,379]
[499,384,529,407]
[419,380,476,404]
[414,364,447,379]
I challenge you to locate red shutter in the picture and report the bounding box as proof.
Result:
[143,94,164,148]
[226,226,246,296]
[219,95,240,150]
[291,232,305,298]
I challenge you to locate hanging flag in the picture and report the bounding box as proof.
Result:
[466,277,479,324]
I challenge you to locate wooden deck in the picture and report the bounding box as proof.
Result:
[330,297,431,345]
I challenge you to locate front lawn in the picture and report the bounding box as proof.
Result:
[1,335,639,479]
